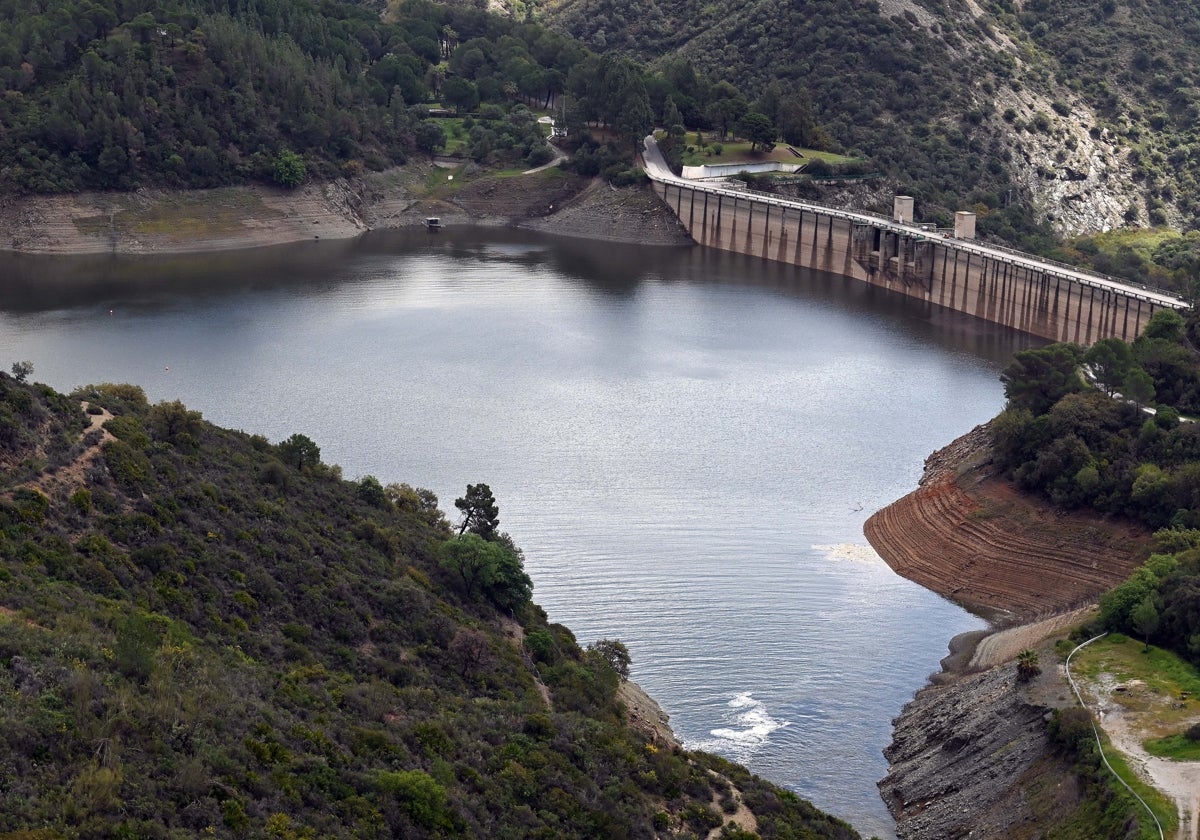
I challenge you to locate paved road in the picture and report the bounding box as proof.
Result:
[642,135,1187,310]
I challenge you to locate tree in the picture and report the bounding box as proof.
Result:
[1123,368,1156,409]
[272,149,306,188]
[440,533,501,598]
[588,638,631,678]
[1000,343,1084,415]
[10,361,33,383]
[1139,309,1186,344]
[662,98,685,137]
[414,120,447,154]
[449,628,495,678]
[278,433,320,470]
[1130,595,1160,650]
[439,533,532,608]
[357,475,389,509]
[375,770,447,829]
[1083,338,1134,396]
[455,483,499,538]
[148,400,202,443]
[484,545,532,609]
[739,111,776,152]
[442,76,479,114]
[705,80,748,140]
[1016,649,1041,683]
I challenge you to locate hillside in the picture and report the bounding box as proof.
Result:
[0,372,859,839]
[541,0,1200,247]
[0,0,594,193]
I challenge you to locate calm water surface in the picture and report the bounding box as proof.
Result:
[0,230,1038,838]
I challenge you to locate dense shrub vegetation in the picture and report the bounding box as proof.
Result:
[0,373,860,839]
[988,306,1200,667]
[993,310,1200,528]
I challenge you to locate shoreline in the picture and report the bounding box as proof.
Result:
[868,423,1151,837]
[0,166,692,257]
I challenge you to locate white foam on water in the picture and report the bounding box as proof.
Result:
[689,692,790,760]
[812,543,885,564]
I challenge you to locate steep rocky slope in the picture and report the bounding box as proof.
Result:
[864,423,1150,620]
[879,663,1067,840]
[542,0,1200,237]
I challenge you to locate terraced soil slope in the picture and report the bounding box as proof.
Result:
[864,424,1150,621]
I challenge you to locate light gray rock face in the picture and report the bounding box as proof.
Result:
[879,664,1051,840]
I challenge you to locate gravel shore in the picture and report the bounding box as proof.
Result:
[0,163,691,256]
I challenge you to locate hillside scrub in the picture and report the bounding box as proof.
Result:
[0,372,860,839]
[992,310,1200,527]
[544,0,1200,278]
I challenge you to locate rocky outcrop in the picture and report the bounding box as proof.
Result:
[879,664,1072,840]
[864,423,1149,621]
[617,679,679,748]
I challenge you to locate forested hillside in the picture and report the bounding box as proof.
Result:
[0,371,860,839]
[542,0,1200,255]
[988,307,1200,669]
[0,0,611,192]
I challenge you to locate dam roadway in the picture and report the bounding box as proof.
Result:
[642,136,1186,344]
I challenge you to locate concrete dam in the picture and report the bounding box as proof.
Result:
[643,141,1186,345]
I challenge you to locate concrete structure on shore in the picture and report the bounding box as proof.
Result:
[643,137,1186,344]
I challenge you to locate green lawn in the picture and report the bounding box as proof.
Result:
[678,137,858,168]
[1100,738,1179,838]
[1144,734,1200,760]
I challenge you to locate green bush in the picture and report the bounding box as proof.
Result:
[272,149,307,188]
[374,770,447,828]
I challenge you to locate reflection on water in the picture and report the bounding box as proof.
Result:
[0,229,1038,839]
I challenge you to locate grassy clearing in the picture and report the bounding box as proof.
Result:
[1143,734,1200,760]
[422,163,469,198]
[1098,736,1179,837]
[679,138,857,167]
[1072,635,1200,716]
[429,117,469,156]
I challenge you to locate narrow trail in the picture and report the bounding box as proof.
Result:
[21,402,113,497]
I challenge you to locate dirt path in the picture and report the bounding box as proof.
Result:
[705,770,758,839]
[1081,674,1200,840]
[22,402,113,497]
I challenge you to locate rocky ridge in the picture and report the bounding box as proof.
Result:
[878,663,1066,840]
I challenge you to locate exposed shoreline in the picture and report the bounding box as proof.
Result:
[864,421,1148,622]
[867,424,1155,838]
[0,164,692,257]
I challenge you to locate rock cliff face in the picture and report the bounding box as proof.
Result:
[879,664,1064,840]
[864,423,1149,621]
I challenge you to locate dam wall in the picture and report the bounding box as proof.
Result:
[651,179,1182,344]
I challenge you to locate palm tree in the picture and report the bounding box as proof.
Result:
[1016,649,1041,683]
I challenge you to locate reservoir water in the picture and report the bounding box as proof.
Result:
[0,229,1037,838]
